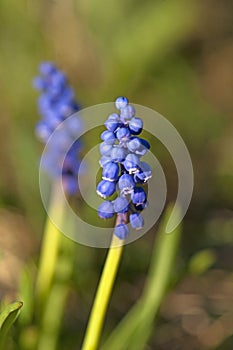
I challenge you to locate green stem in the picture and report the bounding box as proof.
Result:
[81,234,124,350]
[36,183,76,350]
[37,237,75,350]
[35,182,64,311]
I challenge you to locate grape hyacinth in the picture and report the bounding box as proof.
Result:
[34,62,82,195]
[97,97,152,239]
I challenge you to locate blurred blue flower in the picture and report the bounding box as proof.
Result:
[34,61,83,195]
[97,97,152,239]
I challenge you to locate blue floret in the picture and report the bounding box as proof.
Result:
[102,162,119,182]
[115,96,128,110]
[114,224,129,239]
[97,180,116,198]
[113,196,129,213]
[98,201,115,219]
[129,213,144,229]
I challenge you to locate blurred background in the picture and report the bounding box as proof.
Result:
[0,0,232,349]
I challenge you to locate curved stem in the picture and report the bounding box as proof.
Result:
[81,233,124,350]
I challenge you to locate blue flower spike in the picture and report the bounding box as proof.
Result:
[34,61,82,195]
[97,96,152,239]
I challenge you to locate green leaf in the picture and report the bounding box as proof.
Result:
[0,301,23,350]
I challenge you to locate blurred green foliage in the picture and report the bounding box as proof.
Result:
[0,301,23,349]
[0,0,232,349]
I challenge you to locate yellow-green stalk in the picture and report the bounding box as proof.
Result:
[81,234,124,350]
